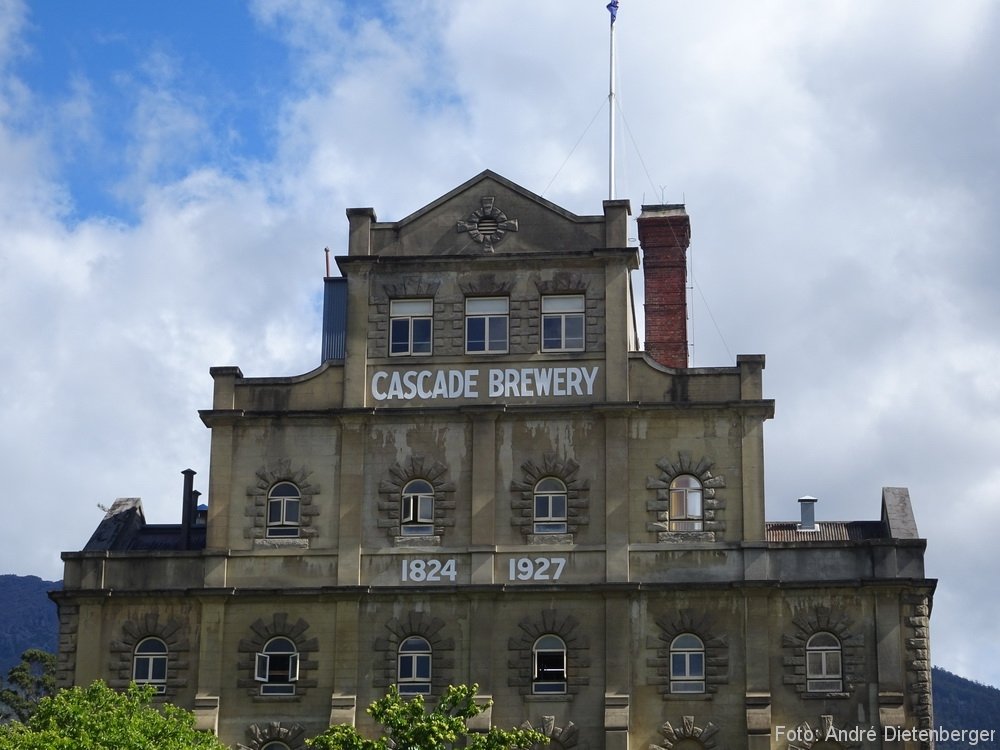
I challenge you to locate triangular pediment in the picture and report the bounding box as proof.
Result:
[367,170,606,257]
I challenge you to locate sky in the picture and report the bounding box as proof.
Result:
[1,0,998,689]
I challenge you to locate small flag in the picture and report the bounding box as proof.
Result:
[607,0,618,25]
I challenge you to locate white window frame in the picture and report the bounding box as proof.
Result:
[266,482,301,538]
[533,477,568,534]
[532,635,567,694]
[668,475,704,531]
[806,632,843,693]
[541,295,585,352]
[255,637,300,696]
[397,636,432,695]
[669,633,706,693]
[132,637,168,694]
[400,479,434,536]
[390,299,433,356]
[465,297,509,354]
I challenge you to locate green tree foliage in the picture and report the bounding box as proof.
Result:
[0,680,227,750]
[0,649,55,723]
[307,684,547,750]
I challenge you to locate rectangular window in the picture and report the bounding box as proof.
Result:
[266,497,301,538]
[256,652,299,696]
[466,297,509,353]
[533,494,567,534]
[133,656,168,693]
[807,651,842,692]
[401,495,434,525]
[533,652,567,694]
[399,654,430,680]
[390,299,433,356]
[398,654,432,694]
[670,652,705,693]
[669,486,703,531]
[541,295,585,352]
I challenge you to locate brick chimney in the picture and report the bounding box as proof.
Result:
[637,204,691,368]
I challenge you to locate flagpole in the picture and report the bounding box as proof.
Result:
[608,2,616,200]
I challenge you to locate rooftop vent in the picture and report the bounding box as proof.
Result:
[798,496,818,531]
[477,216,499,235]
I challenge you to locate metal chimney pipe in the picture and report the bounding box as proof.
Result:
[181,469,196,550]
[798,495,818,531]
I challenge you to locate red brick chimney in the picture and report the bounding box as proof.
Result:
[637,204,690,369]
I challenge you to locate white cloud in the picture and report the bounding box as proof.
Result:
[0,0,27,67]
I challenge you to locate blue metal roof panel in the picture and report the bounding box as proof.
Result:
[322,277,347,362]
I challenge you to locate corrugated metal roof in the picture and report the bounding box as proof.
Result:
[765,521,884,542]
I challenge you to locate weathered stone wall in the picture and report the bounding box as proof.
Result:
[53,580,933,749]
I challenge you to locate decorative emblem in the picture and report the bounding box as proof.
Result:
[651,715,720,750]
[519,716,580,749]
[456,196,518,252]
[787,715,863,750]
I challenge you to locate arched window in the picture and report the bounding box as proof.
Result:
[532,635,567,694]
[132,637,168,694]
[255,636,299,695]
[397,636,432,695]
[261,744,291,750]
[533,478,567,534]
[669,633,705,693]
[401,479,434,536]
[267,482,301,538]
[669,475,703,531]
[806,632,843,692]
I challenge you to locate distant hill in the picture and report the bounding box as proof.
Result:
[932,667,1000,748]
[0,575,59,675]
[0,574,998,736]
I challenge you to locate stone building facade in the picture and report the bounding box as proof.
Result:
[55,171,935,749]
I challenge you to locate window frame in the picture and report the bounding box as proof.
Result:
[669,633,706,694]
[397,636,432,696]
[255,636,300,696]
[400,479,435,536]
[532,634,567,694]
[266,482,302,538]
[541,295,586,352]
[465,297,509,354]
[668,475,704,531]
[132,637,168,694]
[533,477,568,534]
[389,299,433,357]
[806,632,843,693]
